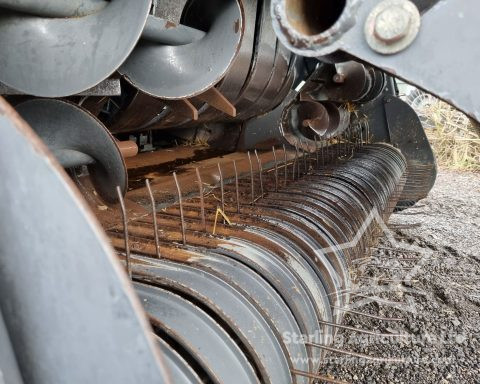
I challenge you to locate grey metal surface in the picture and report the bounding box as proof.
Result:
[0,0,150,96]
[142,15,206,46]
[134,282,260,384]
[0,0,108,17]
[272,0,480,122]
[216,237,322,349]
[134,258,292,384]
[15,99,127,203]
[0,97,169,383]
[233,0,277,117]
[184,251,311,379]
[0,310,23,384]
[119,0,243,99]
[0,78,121,96]
[155,336,202,384]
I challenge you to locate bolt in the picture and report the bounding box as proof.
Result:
[374,5,411,44]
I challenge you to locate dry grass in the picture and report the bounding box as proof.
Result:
[415,96,480,171]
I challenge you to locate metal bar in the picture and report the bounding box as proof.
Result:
[116,186,131,279]
[290,369,349,384]
[331,306,404,322]
[282,144,288,186]
[172,172,186,245]
[233,160,240,214]
[272,146,278,192]
[254,150,264,197]
[305,342,405,363]
[318,320,407,337]
[195,168,207,232]
[217,163,225,212]
[145,180,161,258]
[247,151,255,204]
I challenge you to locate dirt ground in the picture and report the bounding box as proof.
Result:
[322,169,480,384]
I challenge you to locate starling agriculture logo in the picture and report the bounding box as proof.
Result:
[314,206,435,316]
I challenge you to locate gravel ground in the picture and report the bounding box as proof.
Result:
[322,169,480,384]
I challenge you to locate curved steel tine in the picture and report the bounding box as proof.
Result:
[195,168,207,232]
[272,146,278,192]
[254,149,264,197]
[247,151,255,204]
[116,186,131,279]
[318,320,407,337]
[217,163,225,212]
[291,369,349,384]
[233,160,240,213]
[172,172,186,245]
[330,306,404,322]
[305,342,405,363]
[145,179,161,258]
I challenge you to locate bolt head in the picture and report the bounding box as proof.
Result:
[374,5,411,43]
[365,0,421,55]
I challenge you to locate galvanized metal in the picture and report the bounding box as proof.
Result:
[119,0,243,99]
[0,97,169,383]
[15,99,127,203]
[0,0,151,96]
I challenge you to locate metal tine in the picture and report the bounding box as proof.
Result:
[195,168,207,232]
[352,294,406,306]
[388,223,422,229]
[331,305,404,322]
[290,369,349,384]
[301,141,307,174]
[233,160,240,214]
[247,151,255,204]
[116,186,131,279]
[282,144,288,187]
[293,142,298,180]
[305,342,405,363]
[314,135,319,168]
[272,146,279,192]
[318,319,407,337]
[371,246,425,255]
[254,149,264,197]
[358,277,419,284]
[145,179,161,258]
[172,172,186,245]
[366,264,414,271]
[217,163,225,212]
[321,137,325,166]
